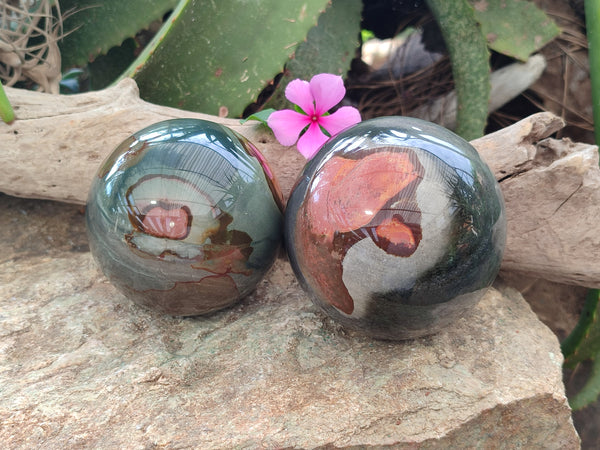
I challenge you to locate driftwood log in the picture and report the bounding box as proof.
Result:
[1,78,598,287]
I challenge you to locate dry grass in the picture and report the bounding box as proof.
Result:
[347,14,456,120]
[348,56,453,120]
[527,7,593,140]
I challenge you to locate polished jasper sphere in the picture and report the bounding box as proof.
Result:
[86,119,283,316]
[285,117,506,340]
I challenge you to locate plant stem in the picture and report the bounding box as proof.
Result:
[584,0,600,369]
[586,0,600,144]
[0,82,15,124]
[425,0,490,140]
[562,288,600,366]
[569,357,600,410]
[559,0,600,411]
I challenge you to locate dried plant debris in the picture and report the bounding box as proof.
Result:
[348,27,454,120]
[0,0,63,93]
[529,2,593,142]
[490,1,592,142]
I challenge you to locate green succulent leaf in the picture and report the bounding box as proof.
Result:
[240,108,276,126]
[0,82,15,124]
[426,0,490,140]
[470,0,560,62]
[59,0,178,68]
[127,0,331,117]
[264,0,362,110]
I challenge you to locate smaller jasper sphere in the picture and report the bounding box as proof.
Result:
[285,117,506,340]
[86,119,283,316]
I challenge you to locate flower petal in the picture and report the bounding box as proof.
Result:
[297,121,330,159]
[310,73,346,115]
[285,79,315,115]
[318,106,362,137]
[267,109,310,146]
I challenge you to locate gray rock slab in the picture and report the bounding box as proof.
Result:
[0,195,579,448]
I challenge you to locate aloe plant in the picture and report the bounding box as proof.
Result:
[125,0,332,117]
[59,0,179,68]
[56,0,560,127]
[263,0,362,110]
[470,0,560,62]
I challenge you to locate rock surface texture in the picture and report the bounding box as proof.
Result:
[0,194,579,448]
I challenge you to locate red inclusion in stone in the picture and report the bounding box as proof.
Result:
[375,216,419,257]
[307,151,421,236]
[141,206,190,240]
[296,148,425,315]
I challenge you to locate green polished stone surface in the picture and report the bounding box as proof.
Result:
[86,119,283,315]
[285,117,506,340]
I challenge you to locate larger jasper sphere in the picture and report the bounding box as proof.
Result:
[285,117,506,340]
[86,119,283,316]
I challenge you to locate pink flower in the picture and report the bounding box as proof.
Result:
[267,73,361,159]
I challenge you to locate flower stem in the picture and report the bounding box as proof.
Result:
[0,82,15,124]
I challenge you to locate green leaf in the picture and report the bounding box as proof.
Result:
[426,0,490,140]
[264,0,362,110]
[59,0,178,68]
[361,29,376,42]
[240,108,276,125]
[563,289,600,367]
[295,104,307,114]
[470,0,560,62]
[0,82,15,123]
[128,0,331,117]
[570,357,600,410]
